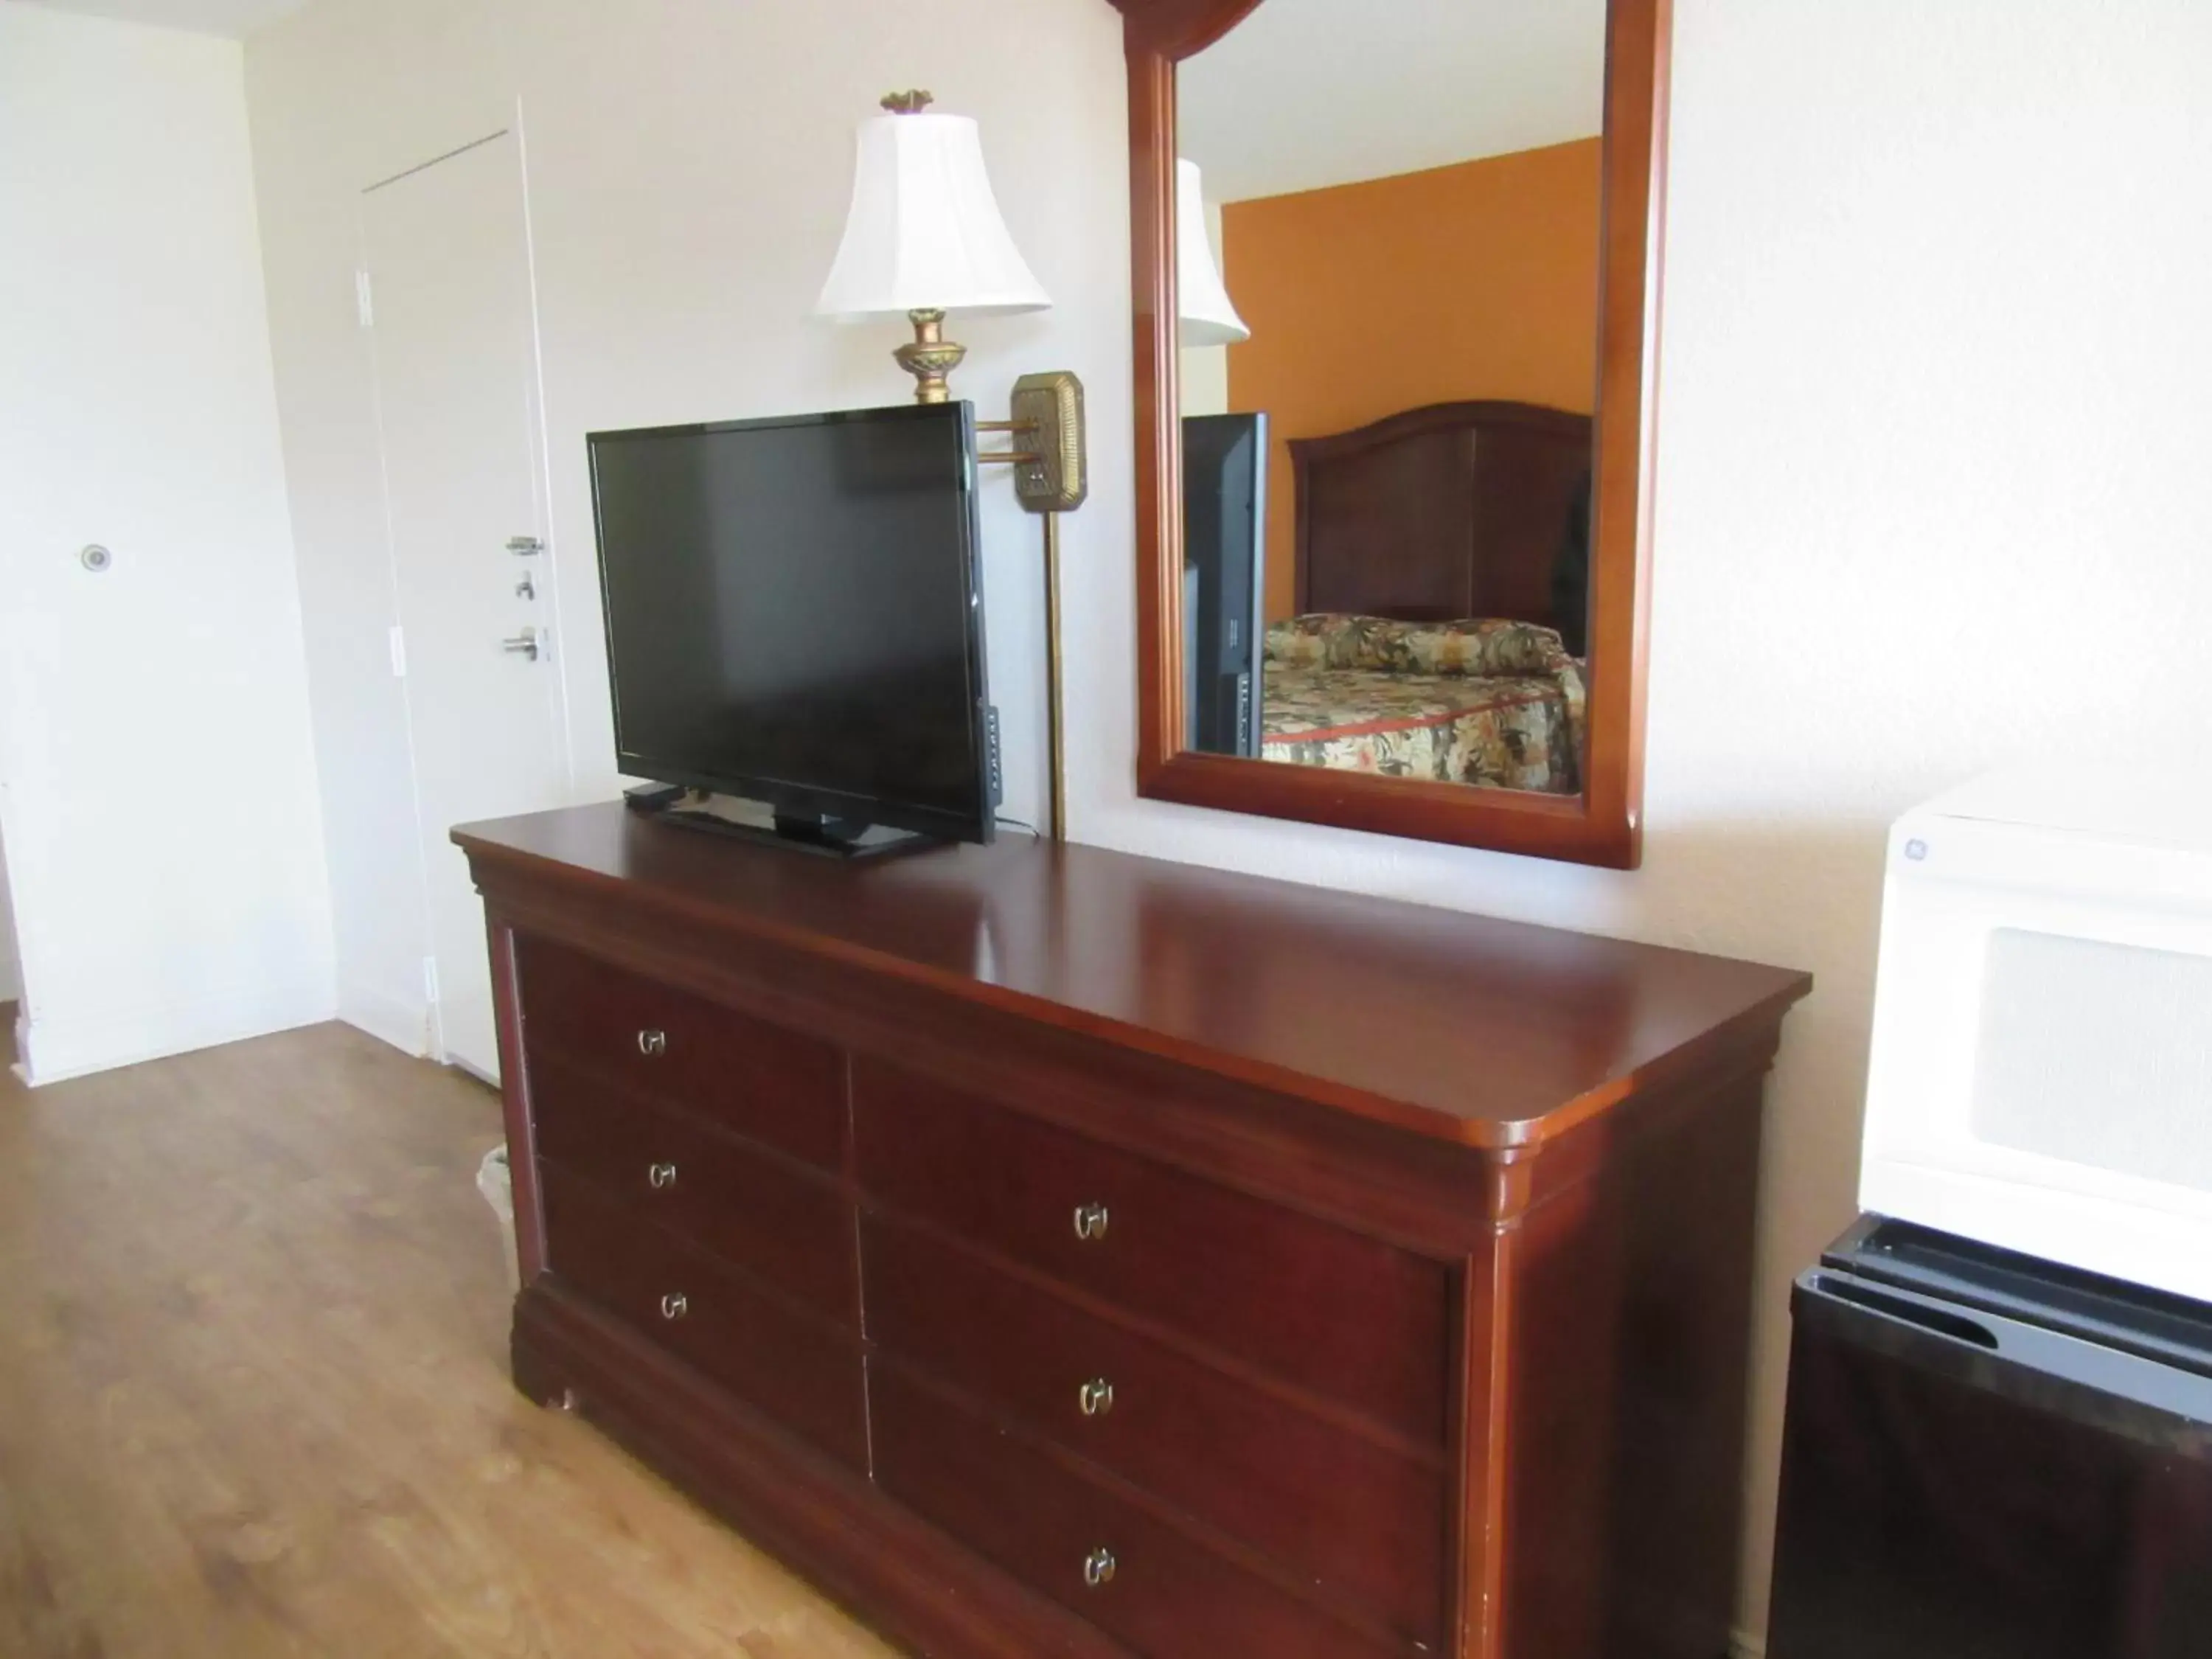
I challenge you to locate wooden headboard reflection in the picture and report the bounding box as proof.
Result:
[1290,400,1593,647]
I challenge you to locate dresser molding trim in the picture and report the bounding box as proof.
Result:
[489,920,549,1284]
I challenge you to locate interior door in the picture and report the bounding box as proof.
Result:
[364,131,566,1079]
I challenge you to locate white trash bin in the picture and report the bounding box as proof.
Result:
[477,1144,519,1293]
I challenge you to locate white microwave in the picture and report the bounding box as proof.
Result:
[1860,769,2212,1305]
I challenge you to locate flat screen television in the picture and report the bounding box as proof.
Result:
[588,402,992,854]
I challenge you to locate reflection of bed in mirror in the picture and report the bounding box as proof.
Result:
[1258,399,1592,794]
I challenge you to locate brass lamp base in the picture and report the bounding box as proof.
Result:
[894,309,967,405]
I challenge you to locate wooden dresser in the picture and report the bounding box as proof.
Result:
[453,805,1809,1659]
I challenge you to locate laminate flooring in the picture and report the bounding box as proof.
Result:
[0,1018,900,1658]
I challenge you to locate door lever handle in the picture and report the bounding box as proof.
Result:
[501,627,540,661]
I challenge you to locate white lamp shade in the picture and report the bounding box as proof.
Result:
[1177,159,1249,348]
[815,111,1050,321]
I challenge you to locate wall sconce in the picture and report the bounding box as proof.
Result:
[815,91,1050,404]
[816,92,1088,841]
[1176,158,1248,347]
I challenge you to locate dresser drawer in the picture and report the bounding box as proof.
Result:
[516,936,845,1169]
[852,1059,1451,1443]
[874,1363,1402,1659]
[532,1054,857,1324]
[863,1216,1445,1643]
[540,1165,866,1468]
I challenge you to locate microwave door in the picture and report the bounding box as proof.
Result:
[1861,855,2212,1299]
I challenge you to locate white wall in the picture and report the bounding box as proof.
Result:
[245,0,1128,1048]
[0,827,20,1004]
[1074,1,2212,1645]
[0,5,335,1083]
[244,0,2212,1647]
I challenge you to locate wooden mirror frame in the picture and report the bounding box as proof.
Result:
[1114,0,1670,869]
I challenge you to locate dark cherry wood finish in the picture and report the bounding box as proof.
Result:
[1119,0,1672,869]
[532,1054,857,1321]
[1292,401,1593,638]
[536,1166,869,1469]
[872,1360,1405,1659]
[862,1215,1449,1643]
[459,805,1809,1659]
[853,1057,1451,1442]
[518,933,846,1168]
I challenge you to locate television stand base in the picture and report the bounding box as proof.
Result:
[622,782,687,814]
[653,800,945,861]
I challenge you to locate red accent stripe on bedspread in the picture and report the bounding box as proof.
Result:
[1261,689,1556,745]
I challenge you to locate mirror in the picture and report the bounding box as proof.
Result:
[1115,0,1668,868]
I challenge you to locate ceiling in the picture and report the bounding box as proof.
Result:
[1178,0,1607,204]
[10,0,309,38]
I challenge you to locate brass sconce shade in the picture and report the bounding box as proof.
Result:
[815,91,1051,403]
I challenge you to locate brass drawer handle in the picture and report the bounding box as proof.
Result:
[1072,1203,1110,1242]
[647,1161,678,1190]
[1082,1546,1116,1588]
[659,1292,688,1321]
[1079,1377,1115,1417]
[636,1028,668,1057]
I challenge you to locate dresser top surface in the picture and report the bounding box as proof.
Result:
[455,805,1809,1150]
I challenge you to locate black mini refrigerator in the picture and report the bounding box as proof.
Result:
[1767,1216,2212,1659]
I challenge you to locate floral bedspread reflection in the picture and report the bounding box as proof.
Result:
[1259,615,1584,793]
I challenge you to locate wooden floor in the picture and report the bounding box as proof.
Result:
[0,1019,900,1658]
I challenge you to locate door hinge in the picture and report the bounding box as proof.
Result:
[422,956,441,1006]
[355,269,375,328]
[388,624,407,678]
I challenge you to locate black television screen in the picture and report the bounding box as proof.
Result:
[588,403,991,845]
[1183,411,1267,757]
